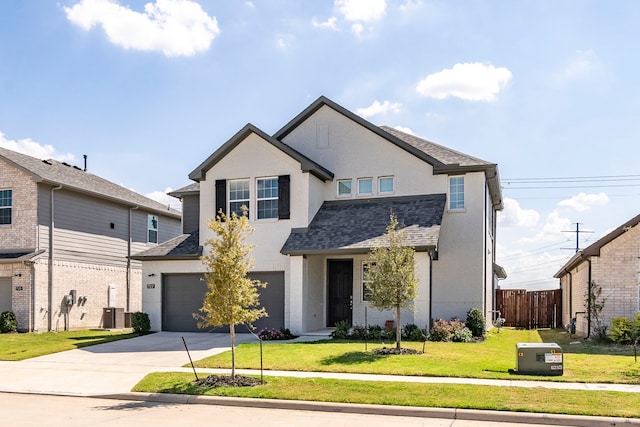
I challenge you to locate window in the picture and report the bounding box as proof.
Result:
[0,189,11,225]
[362,262,375,301]
[147,214,158,244]
[357,178,373,195]
[379,176,394,194]
[229,179,250,218]
[449,176,465,210]
[337,179,352,196]
[257,177,278,219]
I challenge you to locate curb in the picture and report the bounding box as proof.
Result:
[98,392,640,427]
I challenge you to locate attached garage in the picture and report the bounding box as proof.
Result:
[161,271,284,332]
[0,277,11,314]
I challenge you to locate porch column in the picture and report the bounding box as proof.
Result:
[287,255,305,335]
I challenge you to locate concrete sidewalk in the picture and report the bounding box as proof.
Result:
[1,332,639,426]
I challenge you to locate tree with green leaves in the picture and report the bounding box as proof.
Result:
[196,208,267,378]
[366,214,418,351]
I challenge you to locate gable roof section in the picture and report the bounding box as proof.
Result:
[168,182,200,198]
[130,231,201,260]
[272,96,503,209]
[0,147,180,218]
[554,212,640,278]
[188,123,334,182]
[281,194,446,255]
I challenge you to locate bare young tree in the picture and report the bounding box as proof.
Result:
[366,214,417,351]
[196,208,267,377]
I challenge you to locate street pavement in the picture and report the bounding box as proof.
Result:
[0,331,639,426]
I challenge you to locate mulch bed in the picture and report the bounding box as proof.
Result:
[194,375,262,388]
[372,347,420,355]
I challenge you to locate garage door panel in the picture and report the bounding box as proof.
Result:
[0,278,12,314]
[162,272,284,333]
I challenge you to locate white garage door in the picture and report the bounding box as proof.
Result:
[0,278,12,314]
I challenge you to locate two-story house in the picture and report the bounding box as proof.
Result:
[0,147,181,332]
[133,96,504,334]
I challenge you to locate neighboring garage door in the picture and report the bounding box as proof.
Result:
[0,278,12,314]
[162,272,284,332]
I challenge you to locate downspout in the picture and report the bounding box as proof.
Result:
[48,185,62,331]
[428,250,434,329]
[23,260,35,332]
[567,271,572,328]
[127,206,139,313]
[586,259,592,339]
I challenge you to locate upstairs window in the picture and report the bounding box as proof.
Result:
[257,177,278,219]
[147,214,158,244]
[449,176,465,210]
[379,176,394,194]
[0,189,11,225]
[229,179,250,218]
[337,179,352,196]
[357,178,373,195]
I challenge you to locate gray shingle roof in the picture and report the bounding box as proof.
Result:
[0,249,46,264]
[168,182,200,198]
[130,231,201,260]
[281,194,446,255]
[0,147,180,218]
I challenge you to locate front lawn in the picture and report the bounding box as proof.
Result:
[193,328,640,384]
[0,330,139,360]
[132,373,640,418]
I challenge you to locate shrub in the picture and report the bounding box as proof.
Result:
[0,311,17,333]
[331,320,350,339]
[367,325,382,340]
[131,312,151,334]
[429,318,453,342]
[466,308,486,338]
[609,317,634,344]
[403,323,427,341]
[258,327,294,340]
[382,326,396,341]
[350,324,368,340]
[450,319,472,342]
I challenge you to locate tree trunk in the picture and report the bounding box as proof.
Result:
[396,305,401,350]
[230,324,236,378]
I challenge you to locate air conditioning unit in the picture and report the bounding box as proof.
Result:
[516,343,563,376]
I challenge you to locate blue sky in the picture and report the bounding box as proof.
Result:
[1,0,639,290]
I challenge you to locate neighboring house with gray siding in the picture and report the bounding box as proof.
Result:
[0,147,181,331]
[133,96,504,334]
[554,213,640,337]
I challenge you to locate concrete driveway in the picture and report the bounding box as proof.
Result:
[0,332,255,396]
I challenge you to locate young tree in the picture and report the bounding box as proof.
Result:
[366,214,418,351]
[196,208,267,378]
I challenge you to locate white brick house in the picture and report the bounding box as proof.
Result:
[134,96,504,334]
[0,148,181,331]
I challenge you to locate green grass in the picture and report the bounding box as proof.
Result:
[133,372,640,418]
[0,330,140,360]
[193,328,640,384]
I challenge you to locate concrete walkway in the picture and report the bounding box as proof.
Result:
[1,332,639,426]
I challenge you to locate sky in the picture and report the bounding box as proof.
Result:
[1,0,639,291]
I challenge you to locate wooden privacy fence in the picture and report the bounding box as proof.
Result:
[496,289,562,329]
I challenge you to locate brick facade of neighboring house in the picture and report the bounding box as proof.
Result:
[134,96,505,334]
[0,147,181,331]
[555,214,640,337]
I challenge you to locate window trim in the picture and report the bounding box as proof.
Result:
[256,176,279,220]
[0,189,12,226]
[229,178,250,218]
[147,214,158,244]
[378,176,394,194]
[357,177,373,196]
[449,176,465,211]
[337,179,352,197]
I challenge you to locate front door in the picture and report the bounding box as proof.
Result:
[327,259,353,327]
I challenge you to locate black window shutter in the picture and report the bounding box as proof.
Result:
[278,175,290,220]
[215,179,227,219]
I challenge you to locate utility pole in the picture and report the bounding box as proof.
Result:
[562,223,593,252]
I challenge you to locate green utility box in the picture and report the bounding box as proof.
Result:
[516,343,563,376]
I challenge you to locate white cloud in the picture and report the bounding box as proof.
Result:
[416,62,512,102]
[312,17,338,30]
[393,125,414,135]
[518,210,571,245]
[554,50,599,84]
[557,192,609,212]
[399,0,423,12]
[356,100,401,118]
[64,0,220,57]
[497,198,540,228]
[145,187,181,209]
[0,131,75,163]
[336,0,386,22]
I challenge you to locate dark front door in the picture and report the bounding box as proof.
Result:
[327,259,353,327]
